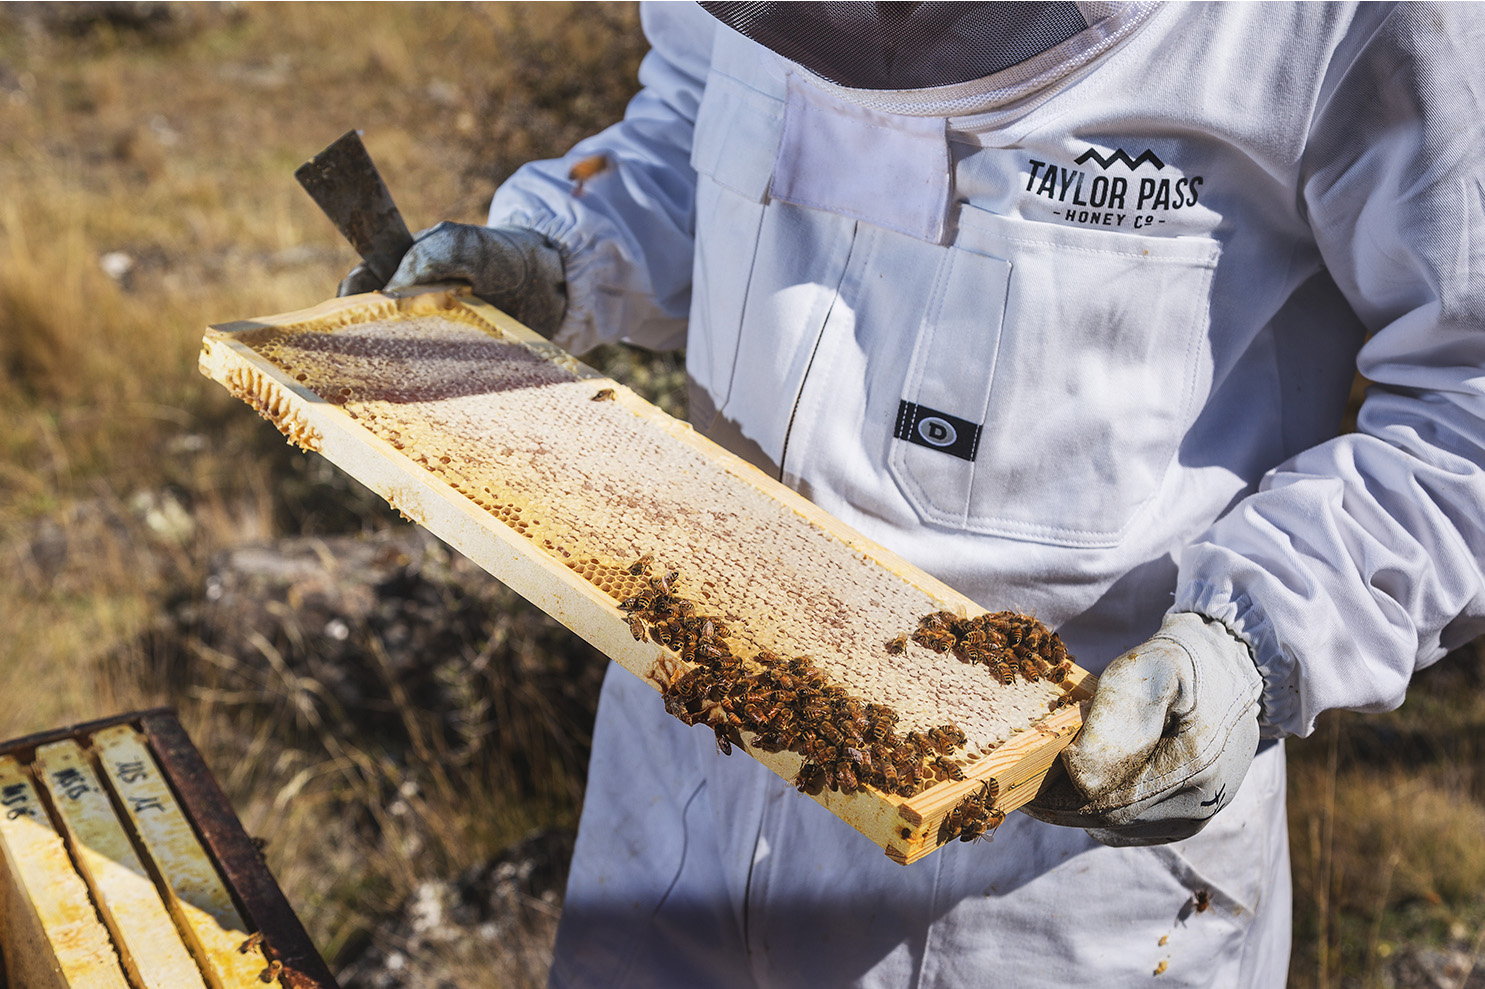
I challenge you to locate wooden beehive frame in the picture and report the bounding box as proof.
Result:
[0,710,338,988]
[199,286,1094,865]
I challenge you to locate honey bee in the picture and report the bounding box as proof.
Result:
[835,762,859,794]
[801,697,829,722]
[1194,888,1211,913]
[260,960,284,982]
[628,615,648,641]
[880,763,899,792]
[714,723,742,755]
[835,700,864,732]
[744,701,782,725]
[937,803,968,845]
[591,387,616,402]
[885,634,908,655]
[568,153,613,196]
[621,589,656,612]
[912,628,956,653]
[698,643,731,665]
[765,687,797,707]
[628,554,654,575]
[935,758,966,782]
[1018,657,1042,682]
[926,725,965,754]
[752,732,787,753]
[794,762,827,795]
[918,610,957,632]
[238,932,264,954]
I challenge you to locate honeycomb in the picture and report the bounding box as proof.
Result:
[237,305,1072,769]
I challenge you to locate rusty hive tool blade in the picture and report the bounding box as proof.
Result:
[295,129,415,286]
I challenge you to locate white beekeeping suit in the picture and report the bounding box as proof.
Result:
[466,2,1485,985]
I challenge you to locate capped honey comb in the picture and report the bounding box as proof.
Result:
[200,287,1095,864]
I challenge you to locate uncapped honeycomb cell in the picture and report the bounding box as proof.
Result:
[246,313,1070,761]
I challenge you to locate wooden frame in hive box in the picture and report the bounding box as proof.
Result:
[0,709,338,988]
[199,286,1095,866]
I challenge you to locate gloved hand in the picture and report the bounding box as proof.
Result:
[338,221,567,337]
[1022,611,1263,846]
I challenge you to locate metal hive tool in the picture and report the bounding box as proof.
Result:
[199,286,1095,865]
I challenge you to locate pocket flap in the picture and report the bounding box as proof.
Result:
[690,71,783,204]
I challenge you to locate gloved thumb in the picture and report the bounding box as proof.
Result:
[338,262,386,297]
[1062,645,1188,798]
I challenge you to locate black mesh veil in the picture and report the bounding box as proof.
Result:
[699,2,1091,90]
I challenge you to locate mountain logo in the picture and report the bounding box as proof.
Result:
[1074,147,1165,171]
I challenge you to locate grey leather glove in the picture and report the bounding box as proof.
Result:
[338,221,567,337]
[1022,612,1263,846]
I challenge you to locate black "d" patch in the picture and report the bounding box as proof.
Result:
[894,401,982,462]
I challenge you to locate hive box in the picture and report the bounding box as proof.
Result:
[199,287,1094,865]
[0,710,337,988]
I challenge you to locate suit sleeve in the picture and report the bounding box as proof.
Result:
[487,1,716,355]
[1175,4,1485,737]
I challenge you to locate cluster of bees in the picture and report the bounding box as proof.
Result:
[937,779,1006,845]
[624,559,971,799]
[622,558,1082,851]
[902,610,1074,686]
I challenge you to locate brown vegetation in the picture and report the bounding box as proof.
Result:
[0,4,1479,987]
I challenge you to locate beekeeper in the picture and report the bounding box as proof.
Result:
[343,2,1485,985]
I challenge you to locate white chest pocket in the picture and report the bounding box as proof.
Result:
[888,207,1220,547]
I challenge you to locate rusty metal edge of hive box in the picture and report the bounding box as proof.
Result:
[199,286,1096,866]
[0,709,340,989]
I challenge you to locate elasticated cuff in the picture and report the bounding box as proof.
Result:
[490,209,620,355]
[1171,581,1301,739]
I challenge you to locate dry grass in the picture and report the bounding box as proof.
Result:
[1,3,1481,986]
[1288,643,1485,988]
